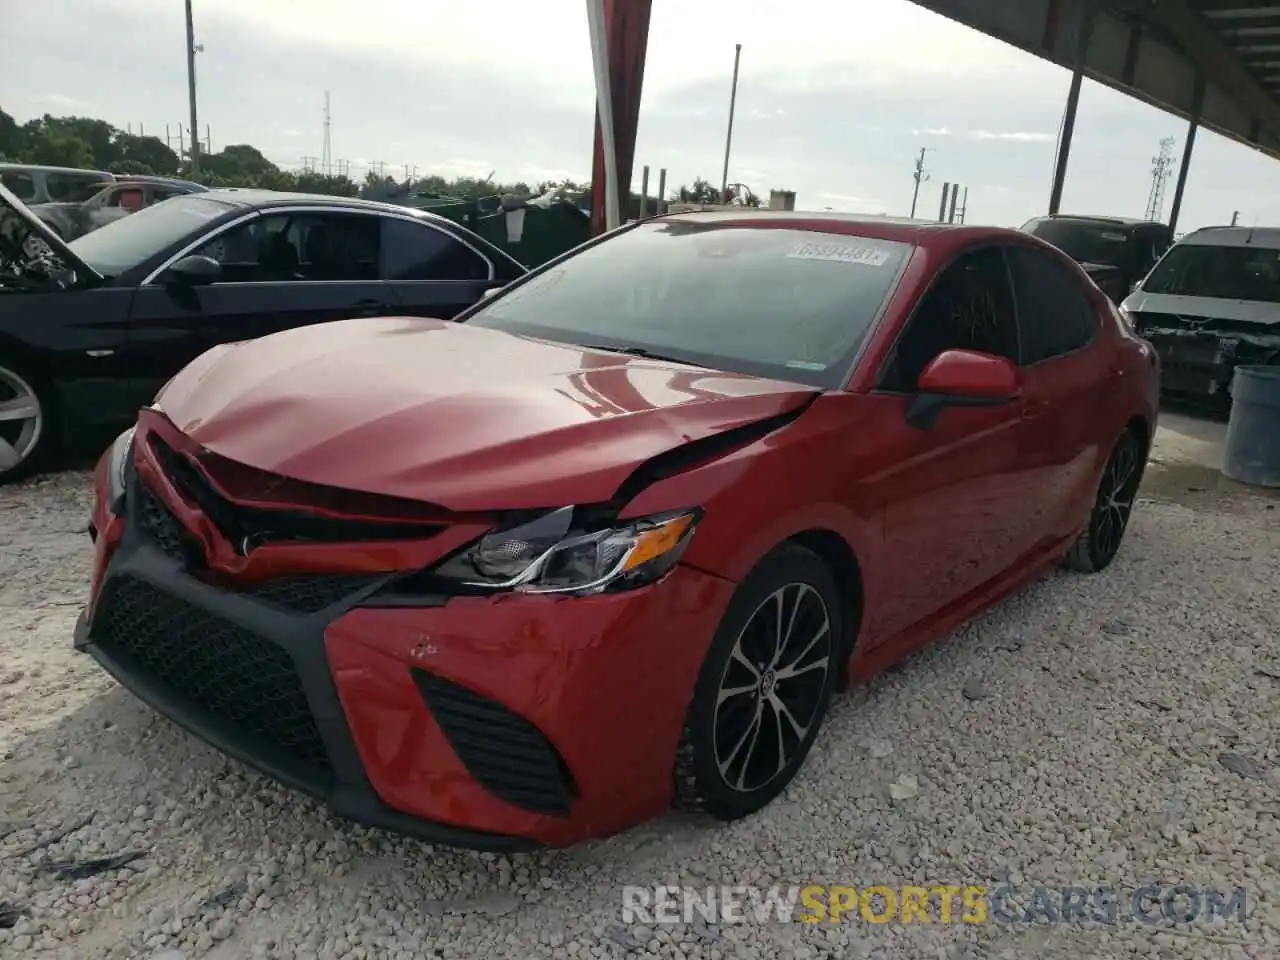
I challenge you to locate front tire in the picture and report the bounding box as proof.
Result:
[674,544,843,821]
[0,362,55,485]
[1062,427,1145,573]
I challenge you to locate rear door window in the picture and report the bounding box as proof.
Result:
[381,217,491,281]
[1,171,36,201]
[1006,245,1099,363]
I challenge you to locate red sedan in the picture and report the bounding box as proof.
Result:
[76,211,1159,849]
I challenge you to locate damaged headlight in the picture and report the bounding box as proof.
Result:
[434,506,699,595]
[106,426,136,512]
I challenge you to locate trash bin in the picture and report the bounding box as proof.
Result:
[1222,364,1280,488]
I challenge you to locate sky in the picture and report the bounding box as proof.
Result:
[6,0,1280,230]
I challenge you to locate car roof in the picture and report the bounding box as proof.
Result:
[1025,214,1165,229]
[649,208,1033,249]
[1175,225,1280,248]
[197,188,470,225]
[115,175,205,188]
[0,162,114,177]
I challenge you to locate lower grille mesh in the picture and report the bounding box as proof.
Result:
[92,576,331,775]
[413,670,575,817]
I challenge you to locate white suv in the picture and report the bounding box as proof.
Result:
[1120,225,1280,410]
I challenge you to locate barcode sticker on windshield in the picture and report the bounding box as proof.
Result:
[787,241,892,266]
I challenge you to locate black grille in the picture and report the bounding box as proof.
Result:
[412,670,575,817]
[92,576,331,774]
[149,435,444,553]
[132,479,381,614]
[235,574,385,614]
[134,482,201,565]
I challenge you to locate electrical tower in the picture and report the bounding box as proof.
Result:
[1145,136,1176,221]
[322,91,332,177]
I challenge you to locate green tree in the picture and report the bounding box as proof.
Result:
[0,107,22,160]
[26,129,94,169]
[112,134,180,176]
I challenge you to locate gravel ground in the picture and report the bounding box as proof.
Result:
[1,429,1278,960]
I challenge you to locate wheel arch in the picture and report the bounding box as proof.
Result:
[774,527,865,692]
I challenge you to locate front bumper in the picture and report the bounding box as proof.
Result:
[77,456,734,848]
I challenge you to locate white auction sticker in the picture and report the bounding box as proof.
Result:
[786,241,891,266]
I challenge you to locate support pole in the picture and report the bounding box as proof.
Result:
[948,184,960,223]
[1048,1,1095,215]
[185,0,200,175]
[588,0,653,236]
[639,164,649,218]
[656,168,667,214]
[720,44,743,204]
[1167,74,1206,234]
[938,182,951,222]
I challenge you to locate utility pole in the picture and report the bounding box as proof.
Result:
[1231,210,1240,226]
[720,43,743,205]
[909,147,932,218]
[957,185,969,223]
[184,0,202,174]
[322,91,332,177]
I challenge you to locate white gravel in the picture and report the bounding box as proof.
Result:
[2,433,1278,960]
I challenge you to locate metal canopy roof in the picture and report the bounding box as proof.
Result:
[911,0,1280,159]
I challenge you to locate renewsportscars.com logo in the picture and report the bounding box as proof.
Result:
[621,884,1249,926]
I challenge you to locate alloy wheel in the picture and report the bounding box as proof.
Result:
[1090,431,1141,564]
[0,365,43,475]
[712,582,832,793]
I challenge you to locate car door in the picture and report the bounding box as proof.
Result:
[124,208,396,405]
[380,215,503,317]
[868,245,1036,642]
[1005,243,1109,547]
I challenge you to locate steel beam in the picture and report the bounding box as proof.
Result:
[1168,73,1207,233]
[1049,2,1095,215]
[588,0,652,237]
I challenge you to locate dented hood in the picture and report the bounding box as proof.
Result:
[155,316,819,511]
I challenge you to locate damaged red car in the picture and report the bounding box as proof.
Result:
[77,212,1159,849]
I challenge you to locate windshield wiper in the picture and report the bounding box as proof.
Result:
[581,344,708,368]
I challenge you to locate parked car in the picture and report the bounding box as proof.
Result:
[30,175,209,241]
[75,211,1159,849]
[0,183,527,481]
[1120,224,1280,411]
[0,162,115,206]
[1021,215,1171,304]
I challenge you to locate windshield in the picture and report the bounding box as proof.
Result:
[1022,218,1132,267]
[1142,242,1280,302]
[67,195,235,277]
[464,221,912,388]
[63,181,113,204]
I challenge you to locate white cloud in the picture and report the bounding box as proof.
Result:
[968,130,1055,142]
[5,0,1280,229]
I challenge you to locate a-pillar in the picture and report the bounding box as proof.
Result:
[1048,1,1096,215]
[1167,74,1206,234]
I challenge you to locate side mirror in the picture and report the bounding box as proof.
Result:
[907,349,1019,430]
[164,254,221,286]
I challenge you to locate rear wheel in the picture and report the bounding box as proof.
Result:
[1063,427,1145,573]
[0,362,54,484]
[674,544,843,821]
